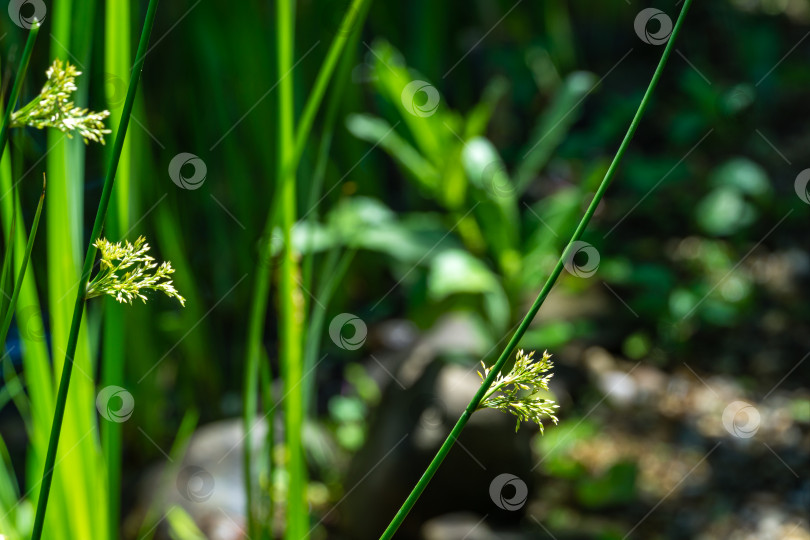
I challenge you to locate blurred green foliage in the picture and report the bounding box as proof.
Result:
[0,0,808,538]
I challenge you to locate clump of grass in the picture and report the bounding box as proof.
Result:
[11,59,111,144]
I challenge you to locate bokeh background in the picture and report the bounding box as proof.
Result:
[1,0,809,539]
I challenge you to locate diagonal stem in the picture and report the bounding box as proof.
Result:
[29,1,161,538]
[379,1,695,537]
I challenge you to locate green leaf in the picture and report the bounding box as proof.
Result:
[515,71,598,192]
[427,249,510,330]
[696,186,757,236]
[709,157,771,197]
[345,114,440,192]
[166,506,206,540]
[326,197,459,263]
[461,137,519,273]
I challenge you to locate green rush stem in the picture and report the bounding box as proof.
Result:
[291,0,372,170]
[241,1,372,537]
[0,23,40,164]
[0,179,44,346]
[277,0,309,537]
[29,1,161,538]
[379,1,694,538]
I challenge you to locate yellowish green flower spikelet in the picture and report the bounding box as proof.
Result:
[477,349,559,433]
[86,236,186,306]
[10,59,111,144]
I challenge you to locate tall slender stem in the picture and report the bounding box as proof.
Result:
[0,179,44,346]
[29,1,161,537]
[379,1,694,537]
[241,1,372,536]
[0,22,40,164]
[276,0,309,536]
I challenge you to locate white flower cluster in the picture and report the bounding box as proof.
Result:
[478,349,560,433]
[11,59,111,144]
[86,236,186,306]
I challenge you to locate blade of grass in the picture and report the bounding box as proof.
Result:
[101,0,132,537]
[300,4,365,417]
[0,102,54,540]
[0,188,17,321]
[379,1,695,537]
[276,0,308,536]
[302,248,355,415]
[0,176,44,346]
[30,1,162,537]
[0,24,39,324]
[45,1,99,536]
[291,0,371,168]
[241,2,373,536]
[0,22,39,164]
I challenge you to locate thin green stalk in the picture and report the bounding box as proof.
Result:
[0,23,40,164]
[379,1,694,537]
[29,1,161,538]
[300,22,364,416]
[276,0,309,537]
[258,349,275,539]
[302,247,355,414]
[241,2,372,536]
[291,0,370,168]
[0,177,44,346]
[0,190,17,320]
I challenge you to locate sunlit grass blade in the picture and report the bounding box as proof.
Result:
[101,1,132,537]
[275,0,308,536]
[43,2,99,537]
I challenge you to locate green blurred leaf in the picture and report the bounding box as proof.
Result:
[696,186,757,236]
[427,249,510,330]
[166,506,206,540]
[576,462,638,508]
[515,71,598,192]
[709,157,771,197]
[345,114,439,192]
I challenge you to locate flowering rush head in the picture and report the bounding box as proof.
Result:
[477,349,559,433]
[86,236,185,306]
[11,59,111,144]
